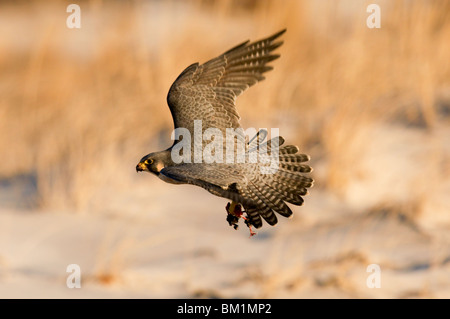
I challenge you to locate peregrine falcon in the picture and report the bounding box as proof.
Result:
[136,29,313,236]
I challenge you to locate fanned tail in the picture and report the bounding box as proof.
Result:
[241,130,313,228]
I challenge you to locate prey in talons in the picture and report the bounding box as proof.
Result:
[226,201,257,237]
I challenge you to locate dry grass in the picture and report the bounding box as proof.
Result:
[0,0,449,214]
[2,2,449,298]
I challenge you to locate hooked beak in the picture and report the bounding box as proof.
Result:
[136,162,145,172]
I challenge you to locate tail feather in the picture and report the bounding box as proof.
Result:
[250,180,293,218]
[279,163,312,173]
[239,133,313,228]
[260,179,305,206]
[246,183,278,226]
[279,145,299,155]
[279,153,310,163]
[249,134,285,153]
[239,188,263,228]
[247,129,268,151]
[243,204,263,228]
[274,171,314,188]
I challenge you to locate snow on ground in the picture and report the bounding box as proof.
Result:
[1,123,449,298]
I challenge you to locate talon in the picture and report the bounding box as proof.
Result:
[243,216,257,237]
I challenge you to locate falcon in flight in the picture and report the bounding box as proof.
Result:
[136,29,313,236]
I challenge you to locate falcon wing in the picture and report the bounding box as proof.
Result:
[160,164,250,203]
[166,29,286,141]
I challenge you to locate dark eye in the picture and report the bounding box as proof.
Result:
[145,158,153,165]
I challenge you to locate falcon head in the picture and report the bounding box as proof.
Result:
[136,152,165,175]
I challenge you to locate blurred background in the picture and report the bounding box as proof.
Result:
[0,0,449,298]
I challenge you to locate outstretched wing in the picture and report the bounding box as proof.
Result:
[167,29,286,144]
